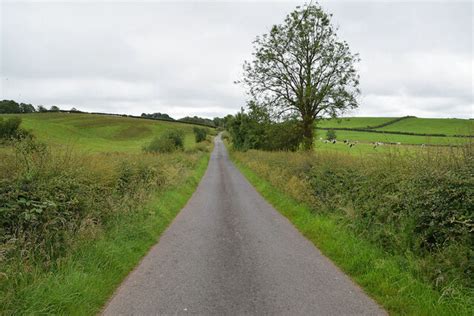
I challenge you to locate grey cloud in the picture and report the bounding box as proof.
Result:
[358,94,471,118]
[1,0,472,118]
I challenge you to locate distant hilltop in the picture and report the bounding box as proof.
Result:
[0,99,225,128]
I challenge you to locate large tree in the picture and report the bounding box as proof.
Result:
[239,3,360,150]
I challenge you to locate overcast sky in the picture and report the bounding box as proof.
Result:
[1,0,472,118]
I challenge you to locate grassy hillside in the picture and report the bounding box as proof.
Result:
[317,117,395,129]
[378,117,473,135]
[0,112,204,152]
[318,116,472,134]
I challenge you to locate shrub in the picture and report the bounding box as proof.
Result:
[227,110,303,151]
[0,117,19,139]
[193,127,208,143]
[261,120,303,151]
[144,137,175,153]
[326,129,336,141]
[0,117,31,141]
[143,129,184,153]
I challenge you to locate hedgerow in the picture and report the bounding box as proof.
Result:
[231,145,473,292]
[0,137,202,270]
[365,115,414,129]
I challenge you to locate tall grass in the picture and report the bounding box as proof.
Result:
[231,144,473,314]
[0,138,210,314]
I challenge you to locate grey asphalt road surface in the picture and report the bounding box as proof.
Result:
[103,135,385,315]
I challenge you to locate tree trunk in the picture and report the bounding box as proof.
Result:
[301,117,314,151]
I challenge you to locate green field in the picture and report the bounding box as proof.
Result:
[318,116,473,135]
[3,113,471,154]
[315,117,472,149]
[0,112,204,152]
[315,130,469,145]
[378,117,473,135]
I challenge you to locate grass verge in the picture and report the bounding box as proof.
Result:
[231,158,473,316]
[2,153,209,315]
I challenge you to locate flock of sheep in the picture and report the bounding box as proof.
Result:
[320,138,358,148]
[319,138,408,149]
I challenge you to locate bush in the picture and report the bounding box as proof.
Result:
[0,117,21,139]
[193,127,208,143]
[227,110,303,151]
[143,129,184,153]
[261,120,303,151]
[326,129,336,141]
[0,117,31,141]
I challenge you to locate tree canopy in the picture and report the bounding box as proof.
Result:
[0,100,36,114]
[239,3,360,149]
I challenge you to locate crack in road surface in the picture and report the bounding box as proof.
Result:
[103,135,385,315]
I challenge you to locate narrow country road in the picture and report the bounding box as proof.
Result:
[103,135,385,315]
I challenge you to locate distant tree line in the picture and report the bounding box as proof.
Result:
[178,116,216,127]
[2,99,229,129]
[0,100,36,113]
[0,100,75,114]
[141,112,174,121]
[141,112,229,128]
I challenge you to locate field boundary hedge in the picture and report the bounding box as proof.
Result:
[229,147,473,315]
[0,146,211,315]
[364,115,414,129]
